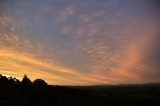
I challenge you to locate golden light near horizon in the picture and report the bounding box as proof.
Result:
[0,0,160,85]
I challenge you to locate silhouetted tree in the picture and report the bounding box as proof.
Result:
[8,77,15,85]
[33,79,47,88]
[14,78,21,85]
[0,74,8,84]
[8,77,20,85]
[21,75,33,89]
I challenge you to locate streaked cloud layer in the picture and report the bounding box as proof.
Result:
[0,0,159,85]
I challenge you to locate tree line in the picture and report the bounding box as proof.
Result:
[0,74,47,89]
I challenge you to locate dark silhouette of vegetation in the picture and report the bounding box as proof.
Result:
[0,74,160,106]
[33,79,47,88]
[21,75,33,89]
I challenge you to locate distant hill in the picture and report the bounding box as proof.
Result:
[70,83,160,89]
[0,74,160,106]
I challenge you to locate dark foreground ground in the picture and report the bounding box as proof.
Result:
[0,75,160,106]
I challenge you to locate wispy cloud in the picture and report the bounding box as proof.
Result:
[0,0,159,85]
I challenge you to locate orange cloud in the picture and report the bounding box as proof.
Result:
[0,47,115,85]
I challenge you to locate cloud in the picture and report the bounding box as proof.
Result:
[55,5,76,22]
[0,47,123,85]
[0,0,159,85]
[0,16,113,85]
[70,13,160,84]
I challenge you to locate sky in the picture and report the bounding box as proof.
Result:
[0,0,160,85]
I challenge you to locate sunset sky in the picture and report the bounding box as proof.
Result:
[0,0,159,85]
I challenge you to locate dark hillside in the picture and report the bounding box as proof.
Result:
[0,74,160,106]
